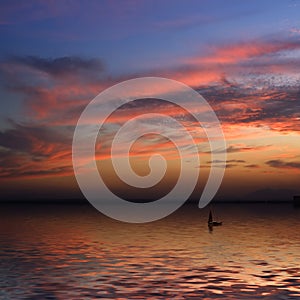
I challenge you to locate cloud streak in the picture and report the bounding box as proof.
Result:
[266,159,300,170]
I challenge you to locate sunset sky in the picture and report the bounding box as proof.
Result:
[0,0,299,202]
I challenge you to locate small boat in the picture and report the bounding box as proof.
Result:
[208,209,222,227]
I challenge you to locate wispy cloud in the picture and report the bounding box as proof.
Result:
[207,159,246,164]
[185,38,300,67]
[210,144,271,154]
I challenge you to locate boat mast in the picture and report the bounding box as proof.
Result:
[208,210,213,223]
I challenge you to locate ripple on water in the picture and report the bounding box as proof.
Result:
[0,204,300,299]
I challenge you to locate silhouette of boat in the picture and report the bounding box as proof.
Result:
[208,209,222,227]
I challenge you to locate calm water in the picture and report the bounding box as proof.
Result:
[0,203,300,299]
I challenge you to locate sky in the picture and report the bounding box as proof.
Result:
[0,0,300,202]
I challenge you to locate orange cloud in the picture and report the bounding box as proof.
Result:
[1,39,299,186]
[186,39,300,65]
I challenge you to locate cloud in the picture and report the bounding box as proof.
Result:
[0,36,299,182]
[266,159,300,169]
[0,122,72,178]
[0,1,72,24]
[186,38,300,67]
[245,164,260,168]
[199,79,300,132]
[155,14,216,30]
[210,144,271,154]
[1,37,300,132]
[225,164,238,169]
[201,159,246,169]
[7,55,105,78]
[290,28,300,34]
[207,159,246,164]
[0,121,71,155]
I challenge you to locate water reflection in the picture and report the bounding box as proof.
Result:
[0,204,299,299]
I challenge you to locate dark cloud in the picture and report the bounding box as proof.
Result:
[210,145,270,154]
[200,82,300,132]
[266,159,300,169]
[0,148,73,178]
[0,122,72,178]
[245,164,260,168]
[225,163,238,169]
[8,55,105,77]
[207,159,246,164]
[204,160,261,169]
[9,165,73,178]
[201,160,244,169]
[226,145,269,153]
[0,121,71,156]
[197,163,238,169]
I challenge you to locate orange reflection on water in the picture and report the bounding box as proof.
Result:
[1,204,299,299]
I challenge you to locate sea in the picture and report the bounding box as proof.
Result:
[0,203,299,299]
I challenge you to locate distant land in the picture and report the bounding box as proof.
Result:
[0,188,298,205]
[0,198,297,205]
